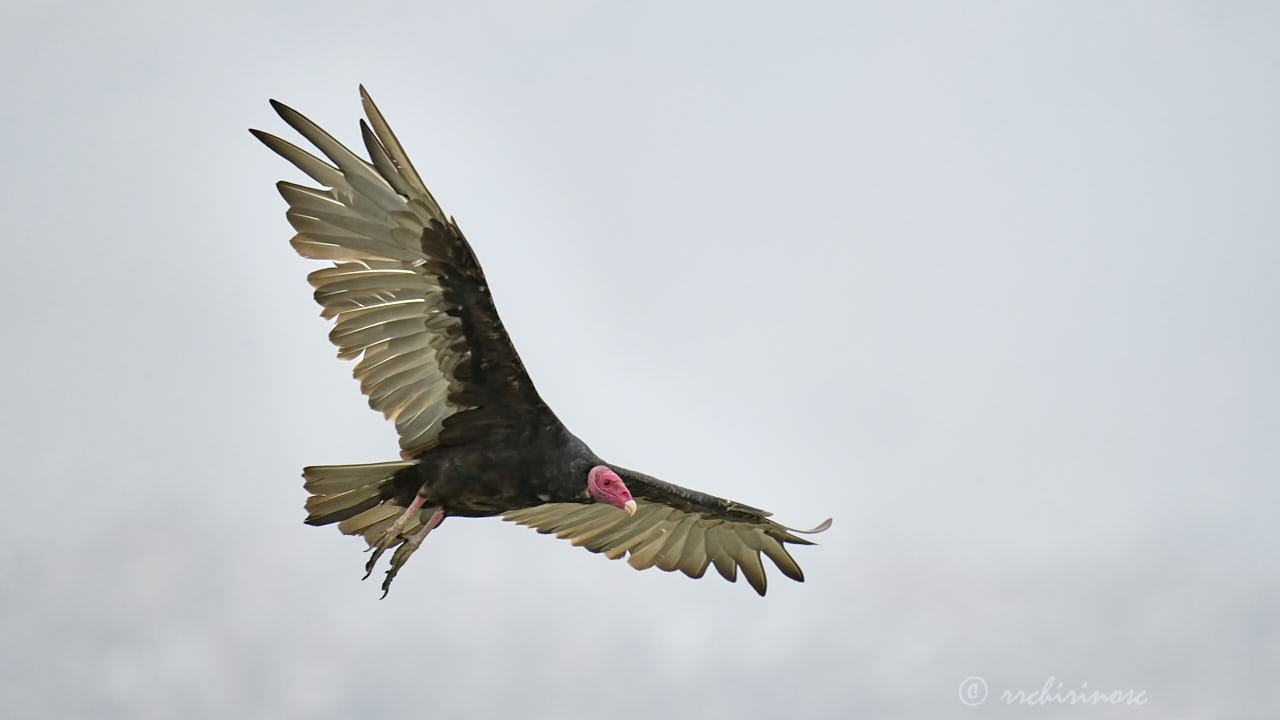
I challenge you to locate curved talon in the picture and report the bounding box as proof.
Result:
[375,507,446,598]
[362,494,429,580]
[363,539,395,580]
[381,538,418,597]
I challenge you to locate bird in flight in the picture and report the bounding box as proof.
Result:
[252,87,830,596]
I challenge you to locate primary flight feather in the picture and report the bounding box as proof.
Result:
[252,87,831,596]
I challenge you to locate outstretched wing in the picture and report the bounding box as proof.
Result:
[503,468,831,595]
[253,87,546,457]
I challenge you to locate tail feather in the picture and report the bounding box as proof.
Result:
[302,461,415,527]
[338,503,426,545]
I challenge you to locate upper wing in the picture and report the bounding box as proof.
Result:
[503,468,831,595]
[253,87,547,457]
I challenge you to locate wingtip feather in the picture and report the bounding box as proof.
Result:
[800,517,834,534]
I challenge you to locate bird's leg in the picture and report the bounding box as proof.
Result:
[364,489,430,581]
[380,507,446,598]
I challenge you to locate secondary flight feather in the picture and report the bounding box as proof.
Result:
[252,87,831,596]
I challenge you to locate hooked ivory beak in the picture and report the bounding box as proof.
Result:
[623,499,637,515]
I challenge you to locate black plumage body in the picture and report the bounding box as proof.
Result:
[256,87,830,595]
[387,423,598,517]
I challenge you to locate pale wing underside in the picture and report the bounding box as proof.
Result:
[254,89,474,457]
[503,500,817,595]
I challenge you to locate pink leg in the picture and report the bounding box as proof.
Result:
[379,507,446,597]
[363,490,430,581]
[409,506,446,542]
[383,492,429,539]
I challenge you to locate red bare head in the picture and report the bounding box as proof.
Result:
[587,465,636,515]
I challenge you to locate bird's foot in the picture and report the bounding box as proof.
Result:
[377,507,446,597]
[363,493,429,581]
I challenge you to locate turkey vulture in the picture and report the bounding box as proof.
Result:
[252,87,831,596]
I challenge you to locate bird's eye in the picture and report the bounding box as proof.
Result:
[603,479,612,486]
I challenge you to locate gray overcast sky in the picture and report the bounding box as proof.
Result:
[2,1,1277,718]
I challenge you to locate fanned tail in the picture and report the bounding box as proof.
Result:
[303,461,441,594]
[301,461,416,532]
